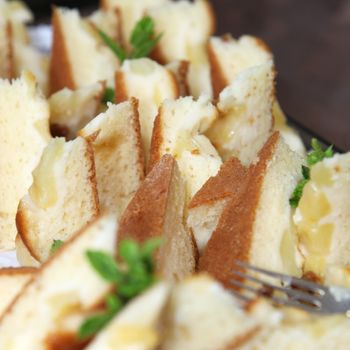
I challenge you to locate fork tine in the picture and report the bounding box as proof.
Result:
[231,270,322,305]
[229,289,254,303]
[234,260,327,294]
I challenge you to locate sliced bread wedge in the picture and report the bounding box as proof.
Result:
[118,155,196,281]
[86,282,170,350]
[0,71,50,250]
[149,96,222,201]
[0,215,117,350]
[49,82,105,139]
[16,136,99,262]
[206,61,275,165]
[79,99,144,217]
[0,267,35,316]
[199,132,304,288]
[115,58,178,164]
[50,7,119,93]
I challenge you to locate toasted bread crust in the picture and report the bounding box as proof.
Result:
[118,155,175,243]
[199,132,279,288]
[147,106,164,173]
[189,157,248,209]
[50,7,75,94]
[170,60,190,97]
[0,267,36,276]
[6,22,14,79]
[16,205,36,258]
[207,38,229,100]
[114,70,128,103]
[223,326,261,350]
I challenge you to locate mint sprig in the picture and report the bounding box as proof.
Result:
[78,238,162,340]
[289,139,334,208]
[102,87,115,104]
[98,16,162,64]
[50,239,64,255]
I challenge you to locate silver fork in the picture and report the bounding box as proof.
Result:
[230,260,350,315]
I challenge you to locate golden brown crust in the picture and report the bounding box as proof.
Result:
[50,7,76,94]
[188,157,248,209]
[169,60,190,97]
[222,326,261,350]
[118,155,175,244]
[6,21,14,79]
[207,39,229,100]
[129,97,146,180]
[199,132,280,289]
[100,0,108,10]
[150,43,167,65]
[115,70,129,103]
[0,267,36,276]
[147,106,164,173]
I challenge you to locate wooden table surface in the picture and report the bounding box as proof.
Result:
[32,0,350,150]
[212,0,350,151]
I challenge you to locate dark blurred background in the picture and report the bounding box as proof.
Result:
[26,0,350,150]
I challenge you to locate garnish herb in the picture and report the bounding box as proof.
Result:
[98,16,162,64]
[102,87,115,104]
[78,237,162,340]
[289,138,333,208]
[50,239,64,255]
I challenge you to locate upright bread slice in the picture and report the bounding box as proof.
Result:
[118,155,196,281]
[0,71,50,250]
[187,157,249,254]
[206,61,275,165]
[88,8,121,42]
[0,0,33,24]
[199,132,304,288]
[0,267,35,316]
[0,215,117,350]
[149,96,222,201]
[17,136,99,262]
[148,0,215,97]
[50,7,119,93]
[86,282,170,350]
[162,274,279,350]
[49,82,105,139]
[208,34,272,98]
[79,99,144,217]
[294,152,350,279]
[0,21,13,79]
[166,60,190,97]
[100,0,169,50]
[115,58,178,164]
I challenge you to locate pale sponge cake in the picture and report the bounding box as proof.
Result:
[0,215,117,350]
[206,61,275,166]
[148,0,215,98]
[86,282,170,350]
[50,7,119,93]
[294,152,350,279]
[50,82,105,139]
[15,235,39,267]
[0,71,50,250]
[115,58,178,164]
[199,132,304,288]
[118,155,196,281]
[149,96,222,201]
[0,267,35,316]
[16,136,99,262]
[187,157,249,254]
[208,34,272,98]
[79,99,144,217]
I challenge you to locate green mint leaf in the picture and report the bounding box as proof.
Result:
[106,294,123,313]
[311,138,322,152]
[302,165,310,180]
[50,240,64,255]
[289,178,309,208]
[102,87,115,104]
[98,29,127,63]
[307,138,334,166]
[86,250,122,283]
[119,240,141,265]
[130,33,162,59]
[325,145,334,158]
[79,311,115,340]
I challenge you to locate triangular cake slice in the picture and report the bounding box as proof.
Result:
[79,99,144,217]
[0,267,35,316]
[149,96,222,201]
[208,34,272,98]
[50,7,119,93]
[187,157,249,254]
[118,155,196,281]
[0,71,50,250]
[148,0,215,98]
[199,132,304,288]
[0,215,117,350]
[86,282,170,350]
[50,82,105,139]
[16,136,99,262]
[115,58,178,164]
[206,61,275,165]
